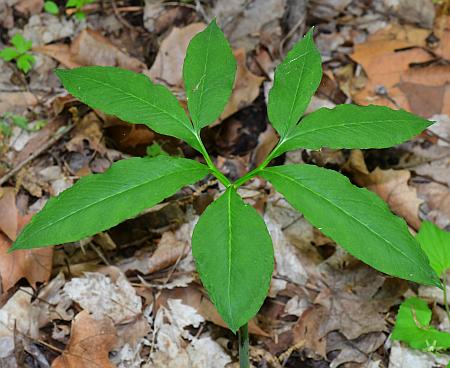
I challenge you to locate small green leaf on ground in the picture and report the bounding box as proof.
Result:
[392,297,450,351]
[192,188,274,332]
[417,221,450,277]
[44,1,59,14]
[0,48,20,61]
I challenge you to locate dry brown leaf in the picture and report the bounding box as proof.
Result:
[14,0,43,15]
[148,23,206,87]
[0,92,38,116]
[35,29,145,72]
[314,265,405,340]
[416,182,450,228]
[220,48,264,120]
[157,285,270,337]
[0,187,18,241]
[347,150,422,230]
[0,215,53,291]
[52,310,117,368]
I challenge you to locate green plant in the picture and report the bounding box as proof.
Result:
[66,0,94,20]
[11,21,440,367]
[0,34,36,73]
[44,1,59,15]
[0,113,47,136]
[392,222,450,363]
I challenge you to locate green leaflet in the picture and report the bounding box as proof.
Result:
[273,105,432,157]
[55,67,200,150]
[260,164,440,287]
[267,28,322,137]
[192,188,274,332]
[417,221,450,277]
[12,156,208,250]
[392,297,450,351]
[183,20,236,130]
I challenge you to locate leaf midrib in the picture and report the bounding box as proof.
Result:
[265,168,426,271]
[19,166,205,242]
[290,118,421,140]
[226,190,235,329]
[70,73,195,133]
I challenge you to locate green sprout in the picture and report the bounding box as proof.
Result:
[0,34,36,73]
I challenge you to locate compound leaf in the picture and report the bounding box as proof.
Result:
[55,67,200,150]
[392,297,450,351]
[183,20,236,130]
[16,54,35,73]
[192,188,274,332]
[267,28,322,137]
[274,105,432,156]
[417,221,450,277]
[11,34,32,53]
[12,156,209,250]
[0,48,20,61]
[260,164,439,287]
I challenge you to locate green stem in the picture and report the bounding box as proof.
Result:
[195,133,231,187]
[233,139,284,188]
[238,323,250,368]
[443,273,450,322]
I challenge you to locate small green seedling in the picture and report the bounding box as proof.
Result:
[146,142,170,158]
[44,1,59,15]
[392,222,450,363]
[0,34,36,73]
[66,0,94,20]
[0,113,47,136]
[11,21,440,367]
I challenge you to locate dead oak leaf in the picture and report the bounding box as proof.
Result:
[0,217,53,292]
[34,29,145,72]
[0,187,18,241]
[52,310,117,368]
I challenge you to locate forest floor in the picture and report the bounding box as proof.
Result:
[0,0,450,367]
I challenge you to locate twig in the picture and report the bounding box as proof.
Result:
[0,124,74,187]
[111,0,135,30]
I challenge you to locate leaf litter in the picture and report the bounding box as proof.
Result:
[0,0,450,367]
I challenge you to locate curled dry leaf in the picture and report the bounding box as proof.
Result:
[148,23,206,87]
[35,29,145,71]
[350,151,422,230]
[0,189,53,291]
[52,310,117,368]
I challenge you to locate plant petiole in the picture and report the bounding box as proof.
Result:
[442,273,450,322]
[238,323,250,368]
[195,132,231,187]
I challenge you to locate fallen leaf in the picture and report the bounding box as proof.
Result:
[0,188,18,241]
[63,269,141,324]
[0,209,53,292]
[0,92,38,116]
[148,23,206,87]
[220,48,265,120]
[35,29,145,71]
[14,0,43,15]
[353,165,423,230]
[52,310,117,368]
[0,287,40,339]
[211,0,286,51]
[156,284,270,337]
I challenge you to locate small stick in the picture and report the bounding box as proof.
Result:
[0,124,73,187]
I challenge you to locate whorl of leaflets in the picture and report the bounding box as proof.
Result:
[12,21,439,334]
